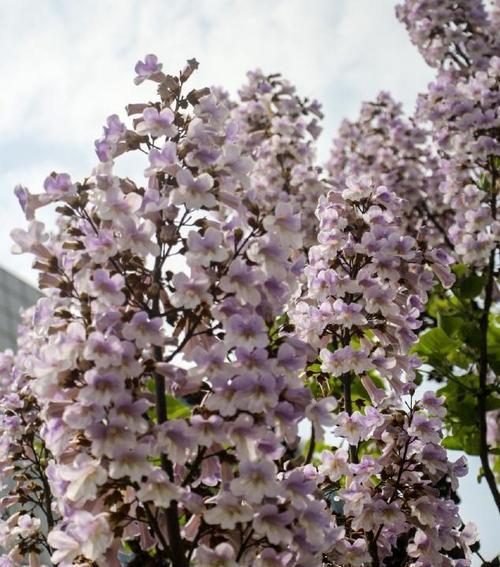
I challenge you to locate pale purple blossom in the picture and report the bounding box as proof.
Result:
[108,443,154,482]
[157,419,196,464]
[136,107,177,138]
[122,311,164,348]
[334,411,371,445]
[203,491,253,530]
[193,542,238,567]
[134,54,163,85]
[220,259,261,306]
[136,469,180,508]
[145,141,179,177]
[119,217,161,257]
[225,313,268,350]
[171,169,216,209]
[171,271,210,309]
[48,511,112,564]
[57,454,107,503]
[253,504,293,545]
[82,331,123,368]
[186,227,229,267]
[89,269,125,305]
[230,460,281,503]
[263,202,302,248]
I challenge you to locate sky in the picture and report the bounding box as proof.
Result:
[0,0,497,562]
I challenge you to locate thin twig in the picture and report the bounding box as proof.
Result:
[305,425,316,465]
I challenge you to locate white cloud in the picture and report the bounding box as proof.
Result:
[0,0,433,146]
[0,0,433,284]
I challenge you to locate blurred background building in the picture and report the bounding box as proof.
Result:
[0,266,39,351]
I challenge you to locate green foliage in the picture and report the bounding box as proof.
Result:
[146,377,192,420]
[438,377,481,455]
[166,395,192,419]
[454,272,486,300]
[415,267,500,465]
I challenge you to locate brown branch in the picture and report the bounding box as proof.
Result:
[476,164,500,512]
[368,531,381,567]
[236,528,254,562]
[151,254,188,567]
[342,372,359,464]
[478,245,500,512]
[28,439,55,529]
[305,425,316,465]
[418,199,454,250]
[142,501,170,554]
[182,447,207,488]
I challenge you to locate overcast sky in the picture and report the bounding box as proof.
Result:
[0,0,497,562]
[0,0,438,283]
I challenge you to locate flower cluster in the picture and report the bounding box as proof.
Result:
[231,69,326,247]
[326,91,450,247]
[396,0,500,518]
[1,2,494,561]
[290,179,472,565]
[0,344,55,565]
[320,397,473,567]
[2,56,340,567]
[291,176,454,400]
[417,56,500,266]
[396,0,498,72]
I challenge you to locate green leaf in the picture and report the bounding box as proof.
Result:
[442,436,462,450]
[486,396,500,412]
[438,314,464,338]
[146,376,155,394]
[451,263,468,278]
[455,272,486,299]
[416,328,459,357]
[455,397,478,425]
[166,395,192,419]
[145,379,191,420]
[462,321,482,350]
[446,424,480,456]
[463,432,480,456]
[487,320,500,374]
